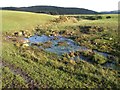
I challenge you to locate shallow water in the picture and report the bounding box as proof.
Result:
[28,35,51,43]
[26,35,116,69]
[28,35,91,54]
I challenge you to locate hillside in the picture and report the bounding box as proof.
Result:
[1,6,98,15]
[1,10,56,32]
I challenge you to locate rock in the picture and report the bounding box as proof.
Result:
[53,37,59,40]
[51,31,59,37]
[109,38,112,40]
[15,38,29,44]
[42,41,52,48]
[20,39,29,44]
[18,32,23,36]
[22,43,29,48]
[34,42,43,46]
[57,41,68,46]
[87,49,93,53]
[24,34,29,38]
[24,29,28,32]
[13,31,25,36]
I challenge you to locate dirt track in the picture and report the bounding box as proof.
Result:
[1,60,39,88]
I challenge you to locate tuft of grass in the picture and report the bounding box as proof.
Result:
[92,53,107,64]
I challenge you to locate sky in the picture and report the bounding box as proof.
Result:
[0,0,120,12]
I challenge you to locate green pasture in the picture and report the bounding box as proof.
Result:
[1,10,120,88]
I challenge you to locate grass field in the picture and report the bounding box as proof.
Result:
[1,10,57,32]
[1,10,120,88]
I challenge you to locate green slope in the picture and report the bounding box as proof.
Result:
[1,10,56,32]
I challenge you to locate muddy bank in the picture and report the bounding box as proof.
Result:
[26,35,117,69]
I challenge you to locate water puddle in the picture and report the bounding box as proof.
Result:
[26,35,116,69]
[28,35,88,54]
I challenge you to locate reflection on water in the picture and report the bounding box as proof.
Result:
[28,35,89,54]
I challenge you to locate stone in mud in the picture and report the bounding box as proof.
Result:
[109,38,113,40]
[53,37,59,40]
[25,30,29,33]
[20,39,29,44]
[51,31,59,37]
[57,41,68,46]
[23,30,33,37]
[33,42,43,46]
[18,32,23,36]
[22,43,29,48]
[87,49,94,54]
[24,34,30,38]
[14,38,29,48]
[13,38,29,44]
[53,33,58,37]
[13,31,24,36]
[67,31,75,36]
[42,41,52,48]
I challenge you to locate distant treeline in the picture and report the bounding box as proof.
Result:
[1,6,98,15]
[101,10,120,14]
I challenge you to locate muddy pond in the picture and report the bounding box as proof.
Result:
[25,34,117,69]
